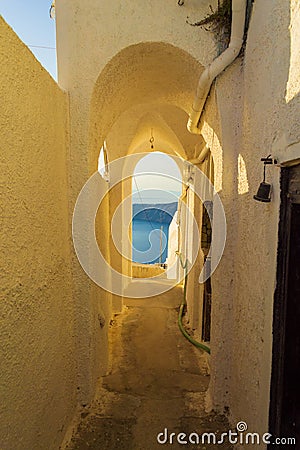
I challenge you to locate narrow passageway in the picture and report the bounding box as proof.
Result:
[66,294,231,450]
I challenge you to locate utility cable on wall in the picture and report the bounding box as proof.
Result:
[27,45,56,50]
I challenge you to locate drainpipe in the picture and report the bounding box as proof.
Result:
[189,144,210,165]
[187,0,247,134]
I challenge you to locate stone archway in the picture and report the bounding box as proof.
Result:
[88,41,204,171]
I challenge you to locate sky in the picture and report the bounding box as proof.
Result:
[1,0,57,79]
[132,152,182,204]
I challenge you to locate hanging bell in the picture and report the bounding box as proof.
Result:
[253,181,271,202]
[150,129,154,149]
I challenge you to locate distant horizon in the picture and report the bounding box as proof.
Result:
[132,188,181,205]
[132,200,179,205]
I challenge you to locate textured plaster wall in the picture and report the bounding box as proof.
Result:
[55,0,211,404]
[229,0,299,440]
[54,0,217,185]
[0,18,77,450]
[54,0,216,173]
[201,0,300,445]
[56,0,217,90]
[52,0,300,446]
[132,264,165,278]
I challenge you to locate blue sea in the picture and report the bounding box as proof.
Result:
[132,219,170,264]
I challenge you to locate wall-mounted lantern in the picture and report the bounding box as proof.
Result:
[49,1,56,19]
[253,155,273,203]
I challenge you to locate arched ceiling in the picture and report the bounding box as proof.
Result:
[89,41,204,169]
[105,104,201,163]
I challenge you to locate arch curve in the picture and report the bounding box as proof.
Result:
[89,41,204,169]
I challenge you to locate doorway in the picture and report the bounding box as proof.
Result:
[131,152,182,268]
[269,164,300,448]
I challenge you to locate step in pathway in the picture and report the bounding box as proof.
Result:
[65,305,231,450]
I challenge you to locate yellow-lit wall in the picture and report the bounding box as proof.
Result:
[53,0,300,441]
[203,0,300,439]
[2,0,296,447]
[54,0,300,444]
[0,18,77,450]
[54,4,207,406]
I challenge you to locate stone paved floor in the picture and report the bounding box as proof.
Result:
[65,305,232,450]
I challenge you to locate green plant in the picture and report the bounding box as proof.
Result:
[187,0,232,37]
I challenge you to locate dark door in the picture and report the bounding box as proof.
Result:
[269,165,300,449]
[201,201,213,343]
